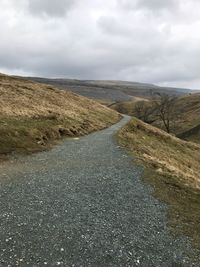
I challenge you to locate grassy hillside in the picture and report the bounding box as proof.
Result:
[113,92,200,143]
[0,73,120,158]
[118,118,200,189]
[118,118,200,249]
[178,124,200,143]
[151,93,200,142]
[173,93,200,133]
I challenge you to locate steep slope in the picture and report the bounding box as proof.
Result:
[0,73,120,157]
[174,93,200,133]
[118,118,200,189]
[153,93,200,142]
[178,123,200,143]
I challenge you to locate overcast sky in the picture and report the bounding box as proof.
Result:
[0,0,200,89]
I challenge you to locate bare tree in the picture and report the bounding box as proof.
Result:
[133,101,155,123]
[153,93,178,133]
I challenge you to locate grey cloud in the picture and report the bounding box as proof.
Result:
[27,0,76,17]
[97,15,163,41]
[0,0,200,89]
[117,0,179,13]
[136,0,178,10]
[97,16,133,36]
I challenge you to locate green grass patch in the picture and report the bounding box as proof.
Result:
[0,116,62,155]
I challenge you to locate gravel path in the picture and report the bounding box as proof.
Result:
[0,116,198,267]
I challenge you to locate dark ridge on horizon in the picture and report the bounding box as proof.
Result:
[15,74,200,103]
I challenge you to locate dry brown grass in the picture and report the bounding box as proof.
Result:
[118,117,200,189]
[0,73,120,156]
[0,73,118,119]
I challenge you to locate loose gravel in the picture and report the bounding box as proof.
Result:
[0,116,198,266]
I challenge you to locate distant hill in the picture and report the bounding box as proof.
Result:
[0,73,119,156]
[19,76,198,103]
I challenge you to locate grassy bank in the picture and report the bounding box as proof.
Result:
[118,118,200,251]
[0,74,120,158]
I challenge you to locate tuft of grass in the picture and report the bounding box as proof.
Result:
[118,117,200,252]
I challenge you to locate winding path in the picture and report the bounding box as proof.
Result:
[0,116,197,266]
